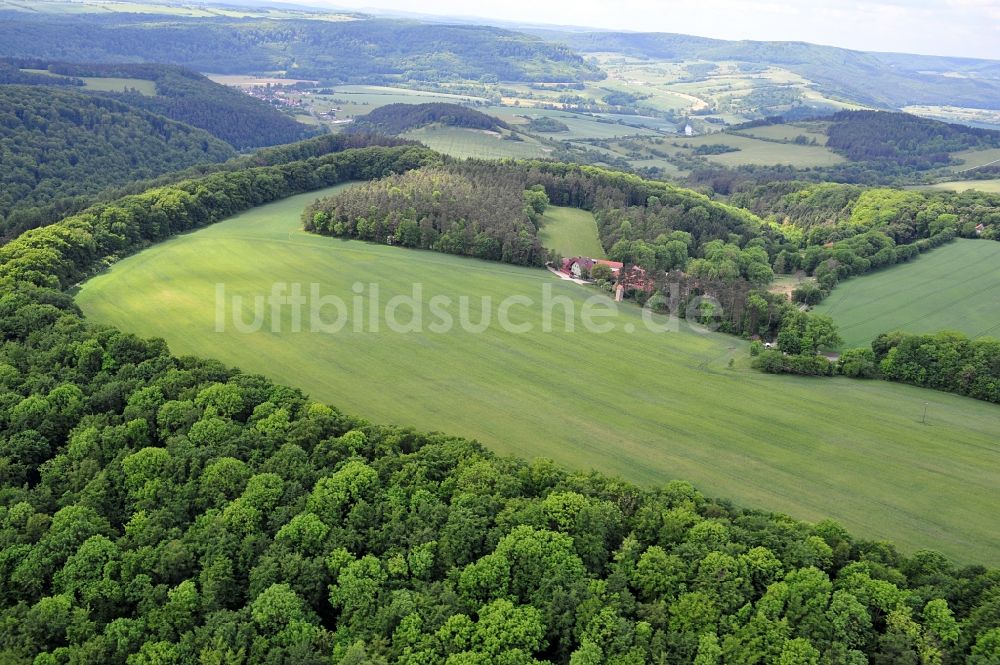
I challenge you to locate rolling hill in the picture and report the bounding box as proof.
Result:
[0,85,234,232]
[1,59,318,150]
[531,29,1000,111]
[0,13,605,84]
[350,102,509,135]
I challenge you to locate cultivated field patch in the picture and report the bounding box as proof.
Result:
[814,239,1000,348]
[538,206,607,259]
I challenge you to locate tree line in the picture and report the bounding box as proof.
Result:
[303,159,763,270]
[729,182,999,300]
[0,133,415,243]
[0,142,437,292]
[304,165,548,266]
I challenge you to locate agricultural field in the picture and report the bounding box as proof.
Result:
[79,76,157,95]
[919,179,1000,193]
[735,120,831,145]
[401,125,551,160]
[597,57,852,123]
[949,146,1000,173]
[494,107,666,141]
[814,239,1000,348]
[205,75,319,88]
[904,105,1000,132]
[537,206,606,259]
[77,188,1000,563]
[20,69,158,95]
[683,132,847,167]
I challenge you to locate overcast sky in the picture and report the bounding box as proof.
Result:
[300,0,1000,59]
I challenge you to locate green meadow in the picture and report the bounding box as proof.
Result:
[76,187,1000,563]
[735,121,831,145]
[815,239,1000,348]
[401,125,551,159]
[921,179,1000,194]
[685,132,846,167]
[538,207,606,259]
[20,69,157,95]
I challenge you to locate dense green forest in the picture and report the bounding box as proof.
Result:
[0,14,604,84]
[1,133,416,241]
[305,166,548,266]
[304,160,761,268]
[1,59,318,150]
[351,103,509,135]
[729,181,1000,241]
[0,85,234,237]
[2,139,1000,663]
[824,111,1000,168]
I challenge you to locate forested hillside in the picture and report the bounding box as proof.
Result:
[2,59,318,150]
[0,85,234,235]
[2,141,1000,664]
[825,111,1000,168]
[0,14,605,84]
[532,30,1000,110]
[351,103,509,135]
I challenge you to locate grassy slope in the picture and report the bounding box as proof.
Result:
[922,179,1000,194]
[402,125,551,159]
[950,147,1000,172]
[538,206,606,259]
[736,121,831,145]
[76,188,1000,563]
[80,76,157,95]
[815,240,1000,349]
[687,132,846,167]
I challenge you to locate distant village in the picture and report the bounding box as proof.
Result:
[243,84,305,109]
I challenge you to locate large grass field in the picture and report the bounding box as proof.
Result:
[402,125,551,160]
[815,240,1000,348]
[950,147,1000,172]
[736,121,831,145]
[76,188,1000,563]
[538,207,606,258]
[920,179,1000,194]
[20,69,158,95]
[685,132,846,167]
[494,108,664,141]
